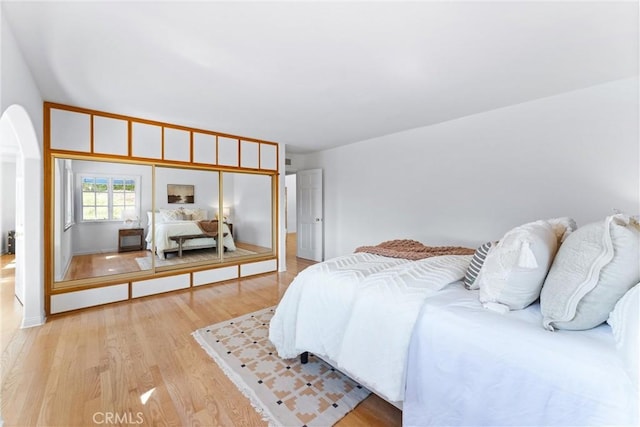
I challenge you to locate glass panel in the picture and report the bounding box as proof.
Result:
[221,172,274,261]
[52,159,275,289]
[95,193,109,206]
[153,167,221,270]
[95,207,109,219]
[112,206,124,220]
[53,158,153,286]
[113,179,124,191]
[82,192,95,205]
[113,193,125,205]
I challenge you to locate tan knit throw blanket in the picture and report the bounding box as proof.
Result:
[355,239,475,260]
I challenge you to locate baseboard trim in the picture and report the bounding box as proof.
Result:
[21,314,46,328]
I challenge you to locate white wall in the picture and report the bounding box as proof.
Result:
[155,167,219,218]
[1,160,16,253]
[302,77,639,260]
[233,173,273,249]
[1,14,43,144]
[285,174,297,233]
[1,12,46,327]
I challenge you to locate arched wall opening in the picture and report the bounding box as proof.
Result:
[0,104,45,328]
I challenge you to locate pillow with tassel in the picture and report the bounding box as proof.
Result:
[478,217,576,312]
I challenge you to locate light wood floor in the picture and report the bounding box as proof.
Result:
[1,255,22,355]
[63,242,273,281]
[1,233,402,426]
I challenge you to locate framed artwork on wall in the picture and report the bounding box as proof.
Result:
[167,184,194,204]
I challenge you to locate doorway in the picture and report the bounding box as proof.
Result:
[285,173,297,257]
[0,104,45,328]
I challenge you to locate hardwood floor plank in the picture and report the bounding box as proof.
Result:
[1,255,21,354]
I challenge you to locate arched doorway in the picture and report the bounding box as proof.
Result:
[0,104,45,328]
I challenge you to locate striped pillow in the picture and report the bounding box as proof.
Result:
[464,241,494,289]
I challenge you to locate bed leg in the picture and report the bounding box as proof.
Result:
[300,351,309,364]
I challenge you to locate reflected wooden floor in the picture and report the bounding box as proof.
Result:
[62,250,148,281]
[1,233,402,426]
[62,243,273,281]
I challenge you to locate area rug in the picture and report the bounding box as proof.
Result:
[135,247,257,269]
[192,307,371,427]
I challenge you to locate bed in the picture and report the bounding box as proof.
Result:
[268,250,473,406]
[146,219,236,259]
[403,284,639,426]
[269,214,639,425]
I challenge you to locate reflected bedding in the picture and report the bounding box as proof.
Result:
[146,220,236,259]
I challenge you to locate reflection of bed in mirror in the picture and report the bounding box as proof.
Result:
[52,158,274,284]
[148,218,236,259]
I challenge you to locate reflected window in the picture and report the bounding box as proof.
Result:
[80,175,139,222]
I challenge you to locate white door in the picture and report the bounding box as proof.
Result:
[296,169,323,261]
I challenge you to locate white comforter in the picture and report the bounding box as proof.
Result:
[269,252,471,403]
[403,285,639,426]
[146,220,236,258]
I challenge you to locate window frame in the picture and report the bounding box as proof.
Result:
[78,173,141,223]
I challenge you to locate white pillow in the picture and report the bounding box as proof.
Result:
[184,208,208,221]
[159,208,181,222]
[478,218,574,311]
[608,283,639,392]
[541,214,640,331]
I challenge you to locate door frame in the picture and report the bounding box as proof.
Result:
[0,104,45,328]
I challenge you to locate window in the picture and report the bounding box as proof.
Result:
[80,175,139,221]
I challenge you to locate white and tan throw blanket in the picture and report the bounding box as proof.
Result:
[197,219,221,236]
[269,251,473,403]
[355,239,475,260]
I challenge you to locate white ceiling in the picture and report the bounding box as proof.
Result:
[2,1,637,153]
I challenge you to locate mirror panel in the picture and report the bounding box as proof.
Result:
[132,122,162,159]
[53,158,153,285]
[152,167,222,270]
[222,172,274,261]
[52,161,276,287]
[93,116,128,156]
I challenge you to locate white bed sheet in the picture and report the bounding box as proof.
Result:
[270,253,411,360]
[269,253,472,404]
[337,255,471,403]
[403,284,639,427]
[146,220,236,258]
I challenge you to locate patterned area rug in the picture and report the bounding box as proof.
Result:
[192,307,371,427]
[135,247,257,269]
